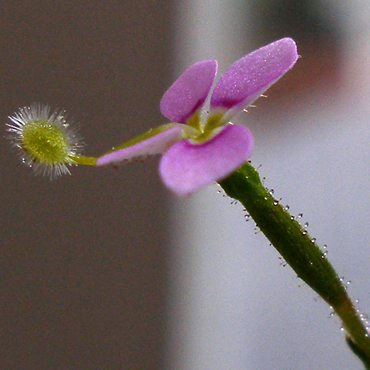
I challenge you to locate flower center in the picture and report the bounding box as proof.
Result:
[184,111,225,143]
[21,119,70,164]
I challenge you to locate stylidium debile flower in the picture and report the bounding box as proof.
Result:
[97,38,298,195]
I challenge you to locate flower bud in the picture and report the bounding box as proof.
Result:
[7,103,83,178]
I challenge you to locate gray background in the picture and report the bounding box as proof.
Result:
[1,1,173,369]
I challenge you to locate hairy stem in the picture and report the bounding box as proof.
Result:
[219,161,370,368]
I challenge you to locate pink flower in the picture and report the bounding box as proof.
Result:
[96,38,298,195]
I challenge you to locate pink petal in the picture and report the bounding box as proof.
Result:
[160,60,218,123]
[96,124,184,166]
[210,38,298,120]
[159,124,253,195]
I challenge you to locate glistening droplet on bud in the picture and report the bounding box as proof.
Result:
[6,103,84,178]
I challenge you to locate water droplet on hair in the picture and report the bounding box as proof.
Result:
[321,251,328,258]
[311,238,316,243]
[302,230,307,235]
[273,200,279,206]
[284,205,290,211]
[297,213,303,219]
[304,222,309,228]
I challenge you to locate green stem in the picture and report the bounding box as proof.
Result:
[219,161,370,369]
[70,154,97,166]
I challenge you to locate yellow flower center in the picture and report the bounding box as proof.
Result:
[184,110,226,143]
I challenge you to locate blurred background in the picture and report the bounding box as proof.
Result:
[1,0,370,369]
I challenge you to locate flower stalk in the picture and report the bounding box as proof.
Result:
[219,161,370,369]
[71,154,97,166]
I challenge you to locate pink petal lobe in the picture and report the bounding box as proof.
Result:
[159,124,253,195]
[160,60,218,123]
[96,125,184,166]
[210,38,298,119]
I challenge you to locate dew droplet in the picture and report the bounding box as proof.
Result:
[304,222,309,228]
[297,213,303,219]
[302,230,307,235]
[279,257,287,267]
[311,238,316,243]
[284,205,290,211]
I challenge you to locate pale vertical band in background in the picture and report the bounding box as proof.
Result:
[165,0,370,369]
